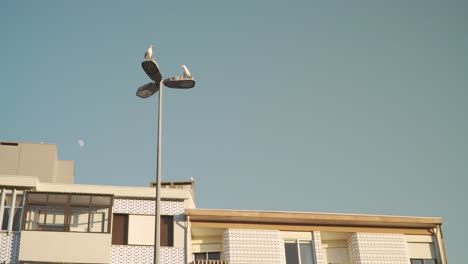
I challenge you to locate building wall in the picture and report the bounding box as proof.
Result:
[110,246,184,264]
[312,231,326,264]
[0,143,21,175]
[348,232,410,264]
[224,229,286,264]
[0,233,20,264]
[19,231,111,263]
[113,198,185,215]
[112,198,186,248]
[55,160,74,184]
[0,142,74,184]
[111,198,186,264]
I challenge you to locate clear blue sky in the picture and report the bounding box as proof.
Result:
[1,1,467,262]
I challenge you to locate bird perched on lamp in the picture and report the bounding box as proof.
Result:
[181,65,192,78]
[144,45,154,61]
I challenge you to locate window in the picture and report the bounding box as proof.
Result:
[284,241,315,264]
[23,192,112,233]
[0,189,25,232]
[160,215,174,247]
[194,252,222,261]
[411,259,437,264]
[112,214,128,245]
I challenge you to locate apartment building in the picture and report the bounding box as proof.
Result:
[0,142,194,264]
[186,209,446,264]
[0,142,447,264]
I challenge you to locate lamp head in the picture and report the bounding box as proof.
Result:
[136,82,160,98]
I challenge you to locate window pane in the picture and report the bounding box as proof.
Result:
[70,207,89,232]
[424,260,437,264]
[2,208,10,230]
[12,208,22,231]
[91,196,112,207]
[194,253,207,260]
[285,242,299,264]
[207,252,221,260]
[300,242,314,264]
[71,195,90,206]
[44,206,65,231]
[411,260,423,264]
[24,205,46,230]
[15,194,24,207]
[4,193,12,206]
[48,194,68,204]
[89,208,109,233]
[28,193,47,204]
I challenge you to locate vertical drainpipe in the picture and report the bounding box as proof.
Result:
[435,225,448,264]
[186,215,191,264]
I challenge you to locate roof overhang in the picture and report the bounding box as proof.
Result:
[186,209,442,230]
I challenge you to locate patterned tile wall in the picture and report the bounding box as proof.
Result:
[348,232,410,264]
[0,233,20,264]
[113,198,184,215]
[223,229,285,264]
[312,231,326,264]
[110,245,184,264]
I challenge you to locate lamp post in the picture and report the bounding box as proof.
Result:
[136,47,195,264]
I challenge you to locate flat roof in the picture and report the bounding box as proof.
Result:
[186,209,442,229]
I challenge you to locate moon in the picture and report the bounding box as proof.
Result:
[78,139,85,147]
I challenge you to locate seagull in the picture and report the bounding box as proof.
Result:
[144,45,154,61]
[181,65,192,78]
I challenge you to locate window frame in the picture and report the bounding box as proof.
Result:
[0,189,25,233]
[22,192,113,233]
[284,240,316,264]
[193,251,222,261]
[112,213,129,245]
[410,259,438,264]
[160,215,174,247]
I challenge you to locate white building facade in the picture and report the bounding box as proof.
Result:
[187,209,447,264]
[0,142,448,264]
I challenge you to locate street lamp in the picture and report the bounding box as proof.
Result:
[136,47,195,264]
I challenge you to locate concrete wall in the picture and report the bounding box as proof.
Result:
[19,231,111,263]
[113,198,186,249]
[15,143,56,183]
[224,229,285,264]
[0,233,20,264]
[0,143,20,175]
[312,231,326,264]
[0,142,74,184]
[110,245,184,264]
[55,160,74,184]
[348,233,410,264]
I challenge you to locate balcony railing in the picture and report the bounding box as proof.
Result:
[194,260,228,264]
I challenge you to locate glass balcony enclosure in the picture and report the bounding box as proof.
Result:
[23,192,113,233]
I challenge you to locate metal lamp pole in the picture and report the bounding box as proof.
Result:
[155,80,163,264]
[136,47,196,264]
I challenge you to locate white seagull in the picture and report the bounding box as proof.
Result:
[181,65,192,78]
[144,45,154,61]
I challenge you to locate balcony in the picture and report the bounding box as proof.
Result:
[194,260,228,264]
